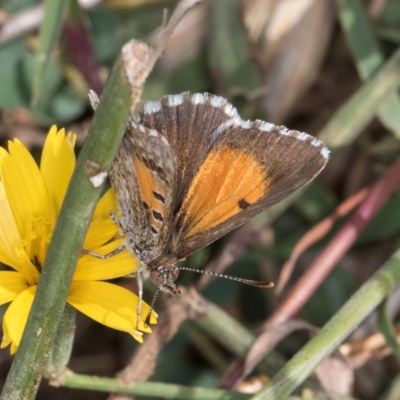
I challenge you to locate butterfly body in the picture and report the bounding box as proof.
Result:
[109,92,329,298]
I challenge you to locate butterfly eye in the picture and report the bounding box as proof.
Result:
[150,270,164,285]
[150,265,179,286]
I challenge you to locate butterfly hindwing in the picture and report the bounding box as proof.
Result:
[110,120,176,263]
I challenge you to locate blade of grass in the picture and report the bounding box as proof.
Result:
[318,46,400,148]
[32,0,69,105]
[337,0,400,137]
[250,246,400,399]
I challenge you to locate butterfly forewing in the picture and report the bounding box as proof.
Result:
[172,120,328,259]
[136,92,239,209]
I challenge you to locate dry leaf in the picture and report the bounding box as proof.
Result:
[314,351,354,396]
[242,0,335,123]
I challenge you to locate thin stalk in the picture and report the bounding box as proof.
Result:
[60,373,251,400]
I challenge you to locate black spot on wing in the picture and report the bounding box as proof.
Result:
[152,210,164,222]
[153,191,165,204]
[238,199,250,209]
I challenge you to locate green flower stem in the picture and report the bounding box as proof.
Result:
[195,301,285,377]
[60,373,250,400]
[45,304,76,379]
[0,57,132,400]
[251,246,400,399]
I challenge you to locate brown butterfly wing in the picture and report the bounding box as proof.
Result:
[171,119,329,259]
[134,93,328,262]
[136,92,238,210]
[110,121,176,263]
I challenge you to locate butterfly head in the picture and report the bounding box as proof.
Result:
[150,265,181,295]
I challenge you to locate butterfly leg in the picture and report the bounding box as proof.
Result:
[136,267,146,329]
[81,245,126,259]
[109,211,124,229]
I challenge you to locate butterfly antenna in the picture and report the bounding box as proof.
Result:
[144,287,161,327]
[177,266,274,288]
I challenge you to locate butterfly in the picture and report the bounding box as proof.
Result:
[89,91,329,323]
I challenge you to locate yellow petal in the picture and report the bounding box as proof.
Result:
[0,140,52,240]
[1,286,36,354]
[92,188,118,221]
[0,182,39,284]
[75,238,138,281]
[0,182,21,267]
[0,271,28,305]
[67,281,156,341]
[40,126,76,215]
[83,217,119,251]
[84,188,120,250]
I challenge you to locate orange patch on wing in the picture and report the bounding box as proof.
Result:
[133,156,166,228]
[180,145,271,239]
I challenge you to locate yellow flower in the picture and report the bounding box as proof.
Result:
[0,126,156,354]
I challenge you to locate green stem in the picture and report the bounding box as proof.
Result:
[251,247,400,399]
[60,373,251,400]
[0,57,132,399]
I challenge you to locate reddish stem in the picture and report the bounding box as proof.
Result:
[263,154,400,329]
